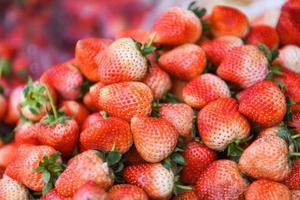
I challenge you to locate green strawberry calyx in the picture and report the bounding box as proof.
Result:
[34,151,65,195]
[134,32,157,56]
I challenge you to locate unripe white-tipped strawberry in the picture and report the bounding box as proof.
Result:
[275,45,300,74]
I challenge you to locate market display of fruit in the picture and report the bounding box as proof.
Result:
[0,0,300,199]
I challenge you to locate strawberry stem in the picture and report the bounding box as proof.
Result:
[289,152,300,157]
[43,84,58,121]
[146,32,157,48]
[175,185,193,190]
[292,134,300,139]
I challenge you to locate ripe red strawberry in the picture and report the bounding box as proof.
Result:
[108,184,148,200]
[89,81,106,110]
[152,7,202,45]
[0,95,5,122]
[75,38,112,81]
[275,45,300,74]
[40,60,83,100]
[209,5,249,38]
[217,45,268,89]
[143,64,172,100]
[73,181,108,200]
[4,85,23,125]
[59,100,90,126]
[20,80,57,122]
[237,80,286,127]
[182,73,231,109]
[158,44,206,81]
[284,158,300,189]
[5,144,61,191]
[159,103,194,137]
[116,28,151,44]
[245,179,291,200]
[96,38,149,84]
[239,135,290,181]
[197,98,250,150]
[12,55,29,81]
[40,189,68,200]
[246,25,280,49]
[201,36,243,66]
[290,112,300,133]
[195,160,248,200]
[55,150,113,197]
[276,0,300,46]
[80,112,133,153]
[124,146,146,166]
[97,82,153,121]
[0,142,18,168]
[181,142,217,185]
[175,190,197,200]
[37,116,79,157]
[131,116,179,162]
[0,174,29,200]
[81,112,103,130]
[83,91,97,111]
[15,122,39,145]
[124,163,174,199]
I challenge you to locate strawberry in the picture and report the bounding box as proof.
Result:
[15,122,39,145]
[131,116,179,163]
[40,60,83,100]
[246,25,280,49]
[59,100,90,126]
[108,184,148,200]
[197,98,250,151]
[201,36,243,66]
[152,7,202,45]
[73,181,108,200]
[195,159,248,200]
[237,80,286,127]
[182,73,231,109]
[175,190,197,200]
[0,142,18,168]
[0,174,29,200]
[75,38,112,81]
[276,0,300,46]
[97,82,153,121]
[83,91,97,111]
[0,93,6,122]
[5,145,62,192]
[143,64,172,100]
[80,111,133,153]
[40,189,69,200]
[158,44,206,81]
[209,5,249,38]
[123,163,174,199]
[89,81,106,110]
[4,85,23,125]
[181,142,217,185]
[259,125,280,138]
[217,45,269,89]
[124,146,146,165]
[116,28,151,43]
[55,150,114,197]
[96,37,152,84]
[245,179,291,200]
[239,135,290,181]
[290,113,300,133]
[20,79,56,122]
[159,103,194,137]
[81,112,102,130]
[275,45,300,74]
[292,190,300,200]
[284,158,300,189]
[12,55,29,80]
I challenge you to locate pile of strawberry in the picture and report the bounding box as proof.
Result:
[0,0,300,199]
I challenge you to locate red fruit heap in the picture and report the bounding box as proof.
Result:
[1,1,300,199]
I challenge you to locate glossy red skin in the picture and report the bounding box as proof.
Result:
[60,100,90,126]
[246,25,280,49]
[73,181,108,200]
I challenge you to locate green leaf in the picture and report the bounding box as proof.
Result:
[114,162,124,173]
[171,153,186,165]
[227,143,243,157]
[107,151,122,167]
[42,182,53,195]
[161,159,172,170]
[142,46,156,55]
[257,44,272,62]
[42,171,51,183]
[201,20,210,33]
[271,49,279,61]
[277,124,290,144]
